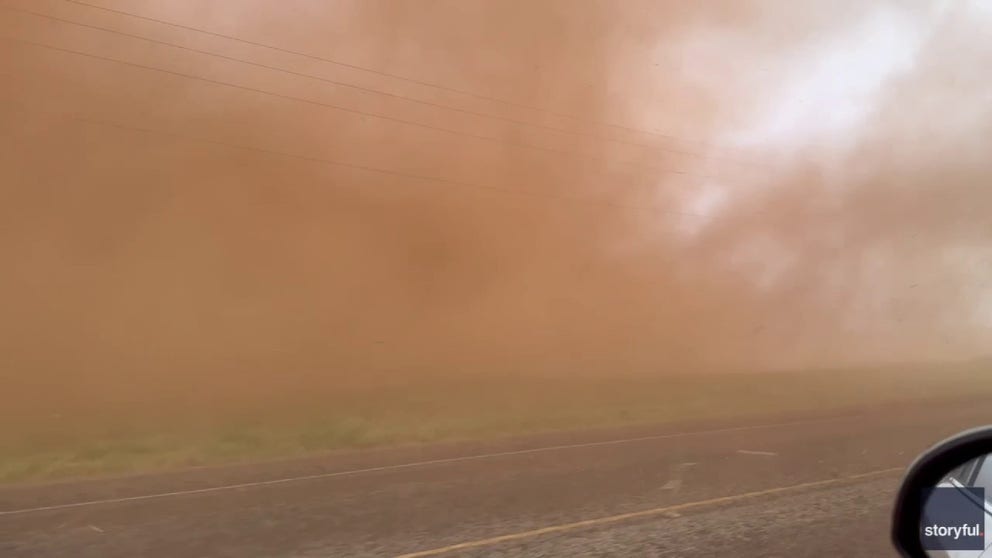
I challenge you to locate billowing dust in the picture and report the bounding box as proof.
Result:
[1,1,990,420]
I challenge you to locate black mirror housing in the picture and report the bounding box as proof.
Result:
[893,426,992,557]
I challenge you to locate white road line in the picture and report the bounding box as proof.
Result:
[394,467,905,558]
[0,415,854,516]
[737,450,779,456]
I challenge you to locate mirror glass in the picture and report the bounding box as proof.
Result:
[922,453,992,557]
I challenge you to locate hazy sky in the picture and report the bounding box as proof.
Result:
[1,1,990,412]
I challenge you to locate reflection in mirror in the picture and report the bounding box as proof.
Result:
[922,454,992,557]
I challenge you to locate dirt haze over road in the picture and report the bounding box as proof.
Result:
[1,1,991,421]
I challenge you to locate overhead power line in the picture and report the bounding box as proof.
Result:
[5,4,748,168]
[4,33,750,188]
[2,97,713,221]
[59,0,761,167]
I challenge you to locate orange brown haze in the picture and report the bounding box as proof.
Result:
[0,1,990,424]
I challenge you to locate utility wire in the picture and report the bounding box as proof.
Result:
[1,97,713,221]
[4,4,752,168]
[3,33,747,188]
[59,0,761,167]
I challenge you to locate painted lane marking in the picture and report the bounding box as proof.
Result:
[395,467,905,557]
[0,415,854,516]
[737,450,779,456]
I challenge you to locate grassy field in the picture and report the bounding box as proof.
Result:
[2,363,991,484]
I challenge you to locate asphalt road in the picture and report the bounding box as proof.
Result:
[3,397,991,557]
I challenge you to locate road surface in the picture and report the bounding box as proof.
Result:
[2,397,990,557]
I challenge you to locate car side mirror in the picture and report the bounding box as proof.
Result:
[893,426,992,557]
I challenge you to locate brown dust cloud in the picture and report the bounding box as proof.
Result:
[1,1,991,419]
